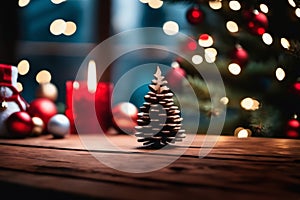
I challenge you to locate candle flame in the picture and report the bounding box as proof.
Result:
[87,60,97,93]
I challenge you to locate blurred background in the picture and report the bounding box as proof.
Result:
[1,0,300,138]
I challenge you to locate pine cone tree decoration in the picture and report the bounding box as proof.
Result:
[135,66,186,149]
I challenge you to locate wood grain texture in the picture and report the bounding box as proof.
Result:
[0,134,300,200]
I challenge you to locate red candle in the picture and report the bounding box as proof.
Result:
[65,81,113,134]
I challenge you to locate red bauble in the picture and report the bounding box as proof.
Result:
[6,111,33,138]
[186,7,205,25]
[165,66,186,92]
[230,45,249,67]
[294,82,300,92]
[287,130,299,138]
[243,9,268,35]
[112,102,138,134]
[27,98,58,127]
[288,119,300,129]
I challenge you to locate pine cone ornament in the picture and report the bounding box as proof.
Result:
[135,66,186,149]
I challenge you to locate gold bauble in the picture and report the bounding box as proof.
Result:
[31,116,45,136]
[36,83,58,102]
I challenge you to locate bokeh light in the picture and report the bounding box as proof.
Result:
[18,0,30,7]
[229,0,241,11]
[36,70,52,84]
[208,1,222,10]
[192,55,203,65]
[51,0,66,4]
[228,63,241,75]
[64,21,77,36]
[198,34,213,47]
[226,21,239,33]
[17,59,30,75]
[163,21,179,36]
[281,38,290,49]
[262,33,273,45]
[148,0,163,9]
[259,4,269,13]
[16,82,23,92]
[50,19,67,36]
[275,67,286,81]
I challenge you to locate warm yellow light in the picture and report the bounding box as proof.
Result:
[288,0,296,7]
[18,0,30,7]
[205,53,216,63]
[226,21,239,33]
[276,67,286,81]
[163,21,179,36]
[192,55,203,65]
[50,19,66,36]
[237,129,249,138]
[262,33,273,45]
[229,0,241,11]
[87,60,97,93]
[198,34,214,48]
[228,63,241,75]
[16,82,23,92]
[241,97,254,110]
[208,1,222,10]
[36,70,52,84]
[51,0,66,4]
[64,21,77,36]
[296,8,300,18]
[220,97,229,105]
[234,127,252,138]
[17,59,30,75]
[259,4,269,13]
[252,100,260,111]
[139,0,149,3]
[120,103,137,116]
[281,38,290,49]
[148,0,163,9]
[205,48,218,57]
[171,61,180,68]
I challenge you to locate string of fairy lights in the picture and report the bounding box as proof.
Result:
[16,0,78,93]
[14,0,300,138]
[140,0,300,138]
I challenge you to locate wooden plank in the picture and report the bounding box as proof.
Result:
[0,134,300,199]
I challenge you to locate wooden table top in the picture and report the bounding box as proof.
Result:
[0,133,300,200]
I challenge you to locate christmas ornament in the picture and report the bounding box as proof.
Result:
[135,66,186,149]
[6,111,33,138]
[230,45,249,67]
[0,64,28,137]
[31,117,44,136]
[165,64,186,92]
[293,79,300,93]
[35,82,58,102]
[112,102,138,134]
[286,115,299,138]
[186,6,205,25]
[47,114,70,138]
[243,9,268,35]
[27,98,58,128]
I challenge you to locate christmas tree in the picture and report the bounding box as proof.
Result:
[141,0,300,138]
[135,66,186,149]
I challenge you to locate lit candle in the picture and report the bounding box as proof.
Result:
[65,61,113,134]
